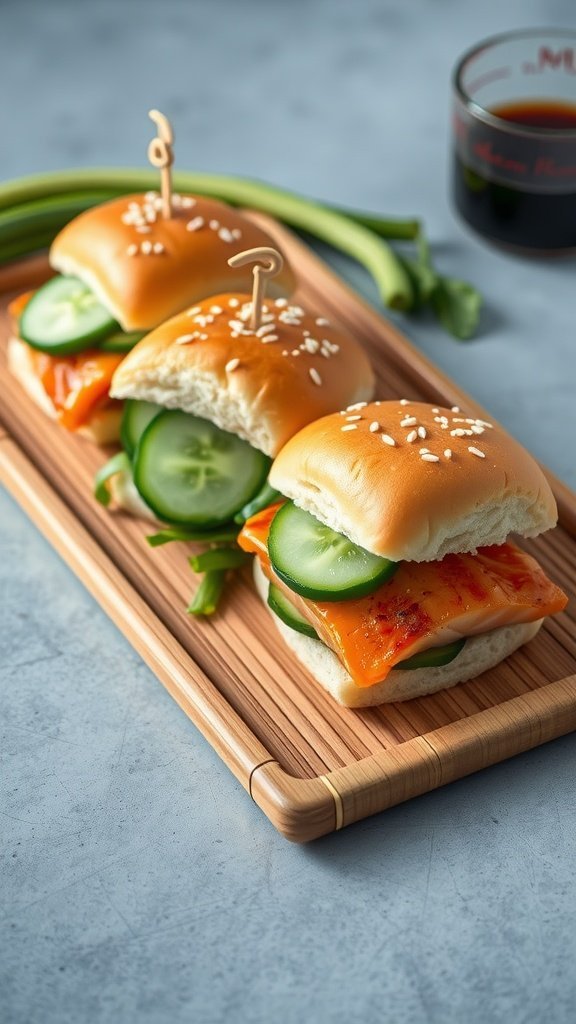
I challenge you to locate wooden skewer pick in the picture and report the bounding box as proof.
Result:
[227,246,284,331]
[147,109,175,220]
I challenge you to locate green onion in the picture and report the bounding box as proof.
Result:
[0,169,414,311]
[93,451,131,507]
[146,525,240,547]
[188,547,250,573]
[187,570,227,617]
[0,168,482,337]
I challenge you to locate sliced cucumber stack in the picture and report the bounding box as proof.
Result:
[133,410,270,527]
[20,275,118,354]
[120,399,162,457]
[267,583,319,639]
[268,501,398,601]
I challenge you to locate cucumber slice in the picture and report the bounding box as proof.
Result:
[268,501,398,601]
[120,399,162,457]
[19,275,117,354]
[396,638,466,670]
[234,480,281,524]
[133,410,270,527]
[268,582,319,639]
[99,330,146,353]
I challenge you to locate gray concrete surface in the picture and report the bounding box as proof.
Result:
[1,1,576,1022]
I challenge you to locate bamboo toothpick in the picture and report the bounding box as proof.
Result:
[147,109,174,219]
[227,246,284,331]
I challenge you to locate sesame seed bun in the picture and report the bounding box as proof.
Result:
[110,297,375,457]
[253,560,542,706]
[50,193,296,330]
[268,400,558,560]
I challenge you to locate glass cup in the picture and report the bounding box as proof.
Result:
[452,29,576,253]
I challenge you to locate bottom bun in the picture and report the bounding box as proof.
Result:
[253,561,543,707]
[7,336,122,445]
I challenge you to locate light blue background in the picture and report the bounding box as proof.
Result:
[1,2,576,1022]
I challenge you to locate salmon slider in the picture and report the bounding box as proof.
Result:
[239,400,568,706]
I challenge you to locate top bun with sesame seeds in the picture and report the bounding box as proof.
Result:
[110,295,375,457]
[268,399,558,561]
[50,192,296,331]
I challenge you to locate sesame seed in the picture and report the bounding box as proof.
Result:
[144,191,157,200]
[421,453,440,462]
[275,298,288,307]
[136,225,152,233]
[210,305,223,315]
[444,449,452,459]
[320,349,330,358]
[199,333,208,340]
[282,350,288,356]
[451,406,461,413]
[369,421,380,432]
[225,358,240,372]
[341,424,357,432]
[432,408,439,414]
[218,227,234,243]
[346,415,362,421]
[256,323,276,336]
[471,425,484,435]
[347,402,367,412]
[209,220,220,230]
[175,333,197,345]
[451,428,467,437]
[316,317,329,326]
[228,298,239,308]
[400,399,410,405]
[476,419,494,429]
[417,426,427,439]
[303,338,320,354]
[406,430,418,443]
[468,446,485,459]
[186,217,205,232]
[153,242,165,254]
[401,416,417,427]
[381,434,396,446]
[182,196,196,208]
[309,368,322,386]
[187,306,201,316]
[261,335,279,343]
[291,350,300,357]
[231,228,242,239]
[126,244,138,256]
[141,240,153,254]
[419,448,429,455]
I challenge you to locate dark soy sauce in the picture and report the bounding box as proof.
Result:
[453,99,576,251]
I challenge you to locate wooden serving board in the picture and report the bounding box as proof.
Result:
[1,216,575,843]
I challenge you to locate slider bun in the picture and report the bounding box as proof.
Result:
[253,561,542,707]
[7,336,122,444]
[50,193,296,331]
[269,400,557,560]
[110,296,375,457]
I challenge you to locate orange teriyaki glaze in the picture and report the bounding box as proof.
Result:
[238,505,568,688]
[9,292,123,431]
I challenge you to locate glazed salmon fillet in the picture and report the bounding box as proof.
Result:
[239,505,568,688]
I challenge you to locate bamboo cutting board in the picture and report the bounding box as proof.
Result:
[1,216,575,842]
